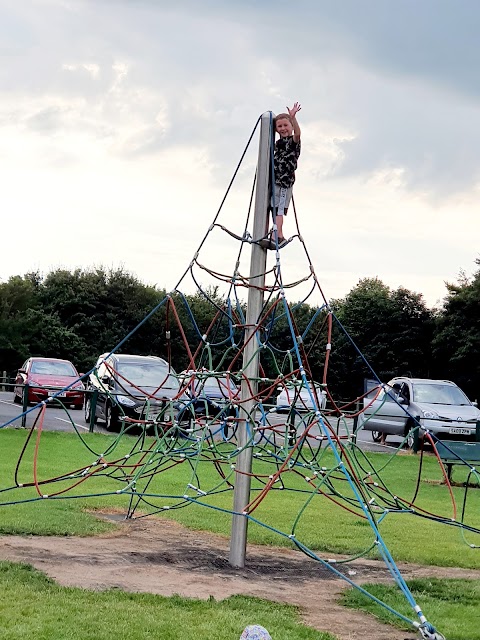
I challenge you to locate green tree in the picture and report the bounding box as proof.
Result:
[0,273,42,375]
[329,278,434,398]
[39,267,167,371]
[432,261,480,400]
[2,267,455,406]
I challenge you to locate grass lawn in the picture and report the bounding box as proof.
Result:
[0,561,334,640]
[341,577,480,640]
[0,428,478,569]
[1,428,479,639]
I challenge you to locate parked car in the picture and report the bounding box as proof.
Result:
[84,353,185,431]
[13,357,85,409]
[177,370,240,426]
[276,380,327,413]
[358,377,480,446]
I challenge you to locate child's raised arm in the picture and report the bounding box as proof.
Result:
[287,102,301,142]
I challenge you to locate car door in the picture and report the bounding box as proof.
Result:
[362,383,409,435]
[92,357,112,420]
[14,359,30,399]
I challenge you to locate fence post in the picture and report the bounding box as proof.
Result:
[412,416,420,453]
[1,371,6,392]
[351,398,360,444]
[89,388,98,433]
[287,410,297,448]
[21,384,29,428]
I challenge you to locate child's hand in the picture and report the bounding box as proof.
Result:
[287,102,301,118]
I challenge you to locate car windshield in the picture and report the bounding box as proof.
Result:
[412,383,470,406]
[31,361,76,376]
[117,363,179,389]
[202,377,237,393]
[187,375,238,397]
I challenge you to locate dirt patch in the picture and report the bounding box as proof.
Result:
[0,512,478,640]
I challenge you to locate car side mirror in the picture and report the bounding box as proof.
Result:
[472,400,478,407]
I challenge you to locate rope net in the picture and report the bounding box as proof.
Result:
[3,113,478,640]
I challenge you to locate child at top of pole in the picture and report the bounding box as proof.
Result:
[272,102,301,245]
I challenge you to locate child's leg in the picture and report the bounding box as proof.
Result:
[276,210,285,240]
[273,185,290,241]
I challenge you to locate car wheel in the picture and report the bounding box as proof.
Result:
[105,404,119,431]
[371,430,383,443]
[84,398,97,425]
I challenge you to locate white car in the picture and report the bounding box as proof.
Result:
[359,377,480,445]
[276,380,327,413]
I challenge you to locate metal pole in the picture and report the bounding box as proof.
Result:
[229,112,273,568]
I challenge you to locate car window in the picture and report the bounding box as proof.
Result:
[399,383,410,402]
[412,383,470,405]
[30,361,76,376]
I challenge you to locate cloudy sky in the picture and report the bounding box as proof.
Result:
[1,0,480,309]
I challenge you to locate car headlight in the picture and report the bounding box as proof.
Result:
[117,395,136,407]
[422,409,439,419]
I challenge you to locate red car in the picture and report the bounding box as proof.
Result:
[14,357,85,409]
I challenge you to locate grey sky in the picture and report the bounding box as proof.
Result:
[1,0,479,307]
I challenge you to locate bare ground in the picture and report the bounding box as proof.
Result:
[0,512,479,640]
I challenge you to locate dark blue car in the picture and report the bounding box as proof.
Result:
[177,371,240,435]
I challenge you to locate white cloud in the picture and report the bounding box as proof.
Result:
[0,0,479,309]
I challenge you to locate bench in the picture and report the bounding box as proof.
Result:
[435,440,480,482]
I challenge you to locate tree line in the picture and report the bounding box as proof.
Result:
[0,261,478,401]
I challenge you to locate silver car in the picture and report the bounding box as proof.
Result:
[359,377,480,446]
[276,380,327,413]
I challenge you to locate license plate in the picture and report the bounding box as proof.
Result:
[146,410,162,418]
[48,391,66,398]
[449,427,472,435]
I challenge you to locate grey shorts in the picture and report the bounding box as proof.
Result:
[272,184,292,216]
